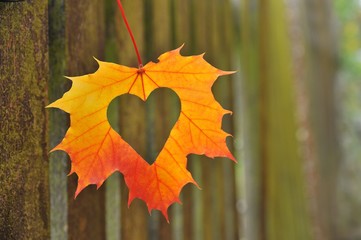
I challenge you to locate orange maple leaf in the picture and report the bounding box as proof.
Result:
[48,46,235,221]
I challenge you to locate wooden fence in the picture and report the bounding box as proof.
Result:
[0,0,241,239]
[0,0,342,239]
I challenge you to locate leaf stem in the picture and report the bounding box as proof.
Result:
[116,0,143,68]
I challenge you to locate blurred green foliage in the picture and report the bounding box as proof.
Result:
[334,0,361,237]
[335,0,361,75]
[335,0,361,160]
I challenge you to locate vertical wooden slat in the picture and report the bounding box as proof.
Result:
[149,0,175,239]
[105,172,121,240]
[230,1,244,238]
[152,0,171,53]
[48,0,68,239]
[142,1,161,239]
[286,0,341,239]
[258,1,313,239]
[239,0,263,239]
[65,1,106,239]
[119,93,148,240]
[201,0,236,239]
[213,1,239,240]
[199,1,221,239]
[104,0,122,239]
[240,0,314,239]
[170,0,195,240]
[169,1,195,239]
[173,0,191,53]
[0,1,49,239]
[117,1,149,239]
[188,0,205,239]
[301,1,340,238]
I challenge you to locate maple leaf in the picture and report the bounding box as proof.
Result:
[48,46,235,221]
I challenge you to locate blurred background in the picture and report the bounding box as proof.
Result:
[1,0,361,239]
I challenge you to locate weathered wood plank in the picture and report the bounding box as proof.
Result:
[286,0,340,239]
[48,0,69,239]
[64,1,106,239]
[116,1,149,239]
[240,0,313,239]
[212,1,238,239]
[0,1,49,239]
[258,1,313,238]
[169,1,194,239]
[150,0,175,239]
[302,1,340,239]
[187,1,207,239]
[196,1,223,239]
[104,0,122,239]
[239,0,263,239]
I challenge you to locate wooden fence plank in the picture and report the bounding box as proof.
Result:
[64,1,107,239]
[230,1,244,238]
[0,1,49,239]
[174,0,192,53]
[150,0,175,239]
[286,0,341,239]
[202,2,221,238]
[48,0,69,239]
[230,3,244,237]
[258,1,312,239]
[213,1,238,240]
[184,1,208,240]
[0,0,242,239]
[300,1,340,238]
[116,1,149,239]
[240,0,313,239]
[203,1,233,239]
[171,0,213,239]
[104,0,122,239]
[142,2,160,239]
[239,1,263,239]
[168,1,195,239]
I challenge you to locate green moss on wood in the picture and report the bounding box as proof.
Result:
[0,1,49,239]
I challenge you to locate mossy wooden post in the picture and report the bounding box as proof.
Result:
[240,0,313,239]
[0,1,49,239]
[64,1,106,239]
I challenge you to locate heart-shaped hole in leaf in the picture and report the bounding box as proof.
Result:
[107,87,181,165]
